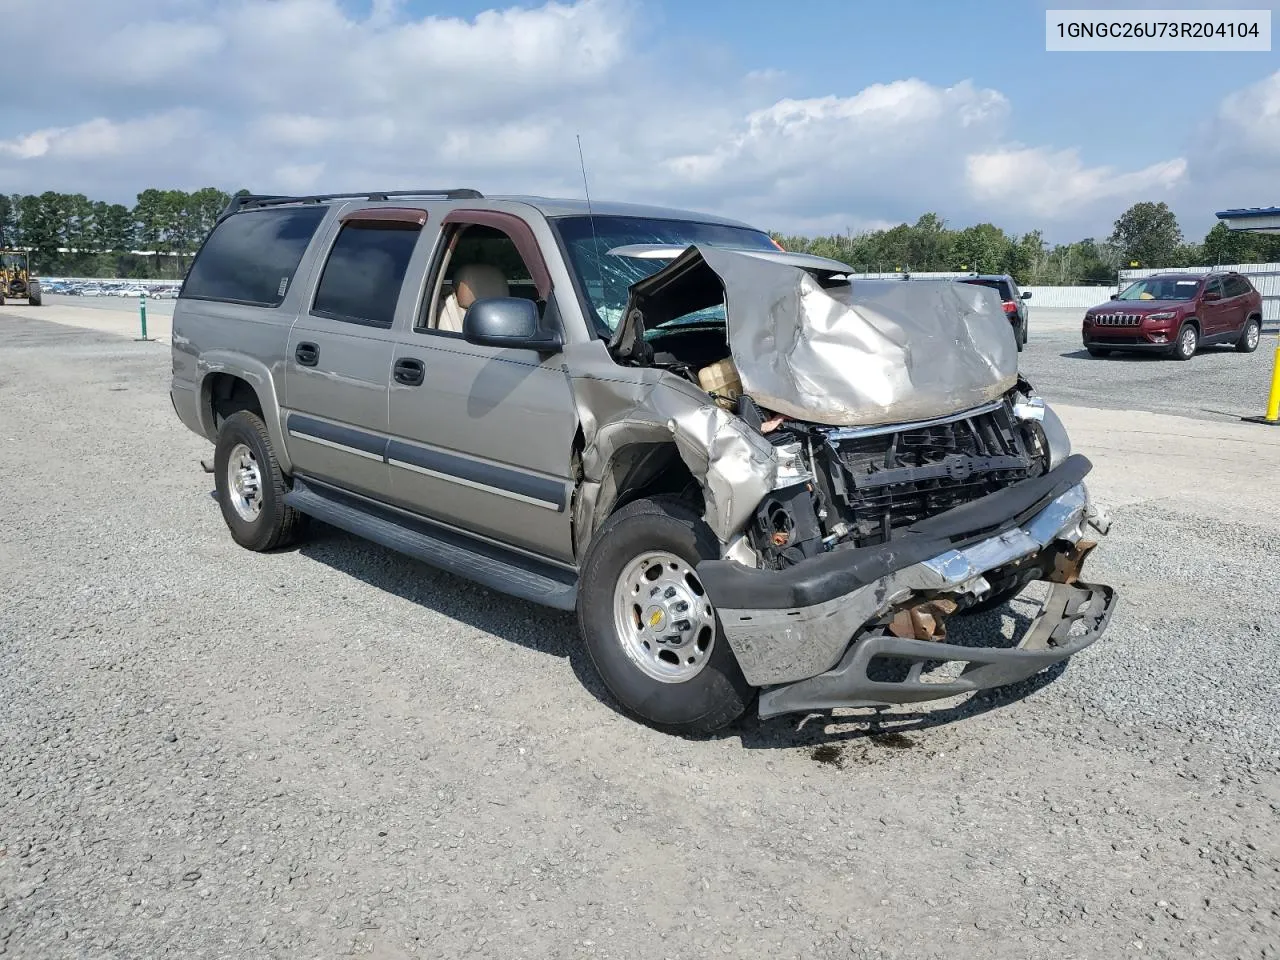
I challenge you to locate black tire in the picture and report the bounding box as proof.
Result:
[213,410,306,552]
[1086,346,1110,358]
[1015,321,1025,352]
[1169,322,1198,361]
[1236,317,1261,354]
[577,496,754,735]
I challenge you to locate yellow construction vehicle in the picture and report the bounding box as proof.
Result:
[0,249,42,306]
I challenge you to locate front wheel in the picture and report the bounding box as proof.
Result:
[1169,323,1198,361]
[577,496,754,735]
[1236,317,1261,354]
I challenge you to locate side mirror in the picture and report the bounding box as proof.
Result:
[1201,291,1221,302]
[462,297,562,352]
[1021,290,1032,300]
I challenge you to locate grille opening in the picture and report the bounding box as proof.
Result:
[828,403,1036,547]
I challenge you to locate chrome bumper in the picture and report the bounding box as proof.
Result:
[717,482,1112,688]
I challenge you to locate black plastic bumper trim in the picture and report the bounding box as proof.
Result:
[757,579,1116,717]
[698,454,1092,611]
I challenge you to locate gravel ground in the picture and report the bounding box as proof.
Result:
[2,313,1278,960]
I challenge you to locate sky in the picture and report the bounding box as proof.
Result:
[1,0,1277,243]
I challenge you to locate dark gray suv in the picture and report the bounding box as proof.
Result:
[958,274,1032,350]
[171,189,1115,734]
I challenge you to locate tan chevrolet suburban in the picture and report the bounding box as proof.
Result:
[170,188,1116,734]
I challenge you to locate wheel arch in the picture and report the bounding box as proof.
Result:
[196,352,292,473]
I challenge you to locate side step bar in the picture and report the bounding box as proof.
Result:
[284,478,578,611]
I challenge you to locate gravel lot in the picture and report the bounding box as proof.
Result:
[2,310,1278,960]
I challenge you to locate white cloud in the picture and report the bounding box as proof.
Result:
[966,147,1188,219]
[0,112,199,161]
[0,0,1259,239]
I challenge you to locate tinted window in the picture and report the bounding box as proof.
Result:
[1224,276,1253,297]
[960,278,1013,300]
[1116,277,1201,301]
[1204,278,1224,299]
[312,222,422,327]
[182,207,328,306]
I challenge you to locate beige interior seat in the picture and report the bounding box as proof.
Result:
[437,263,509,332]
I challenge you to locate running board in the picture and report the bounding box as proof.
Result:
[284,478,578,611]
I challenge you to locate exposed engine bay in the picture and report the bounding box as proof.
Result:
[601,243,1055,569]
[656,340,1053,569]
[738,383,1051,568]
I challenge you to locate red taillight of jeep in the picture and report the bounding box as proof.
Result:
[1002,301,1018,315]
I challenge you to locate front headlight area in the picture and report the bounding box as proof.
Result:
[1013,383,1071,472]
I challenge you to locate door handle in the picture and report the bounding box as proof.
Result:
[295,342,319,366]
[393,357,425,387]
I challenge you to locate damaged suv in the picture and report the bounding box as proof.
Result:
[171,190,1117,734]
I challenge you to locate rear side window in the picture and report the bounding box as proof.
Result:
[1224,276,1253,298]
[960,278,1012,300]
[182,207,328,307]
[311,222,423,327]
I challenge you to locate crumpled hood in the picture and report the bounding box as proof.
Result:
[612,244,1020,428]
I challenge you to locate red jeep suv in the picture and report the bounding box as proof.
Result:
[1082,271,1263,361]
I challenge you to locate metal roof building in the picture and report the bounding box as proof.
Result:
[1215,208,1280,233]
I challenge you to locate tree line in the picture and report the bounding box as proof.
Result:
[0,187,249,280]
[774,202,1280,284]
[3,189,1280,284]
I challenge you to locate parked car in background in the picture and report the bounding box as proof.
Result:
[1082,272,1263,361]
[958,274,1032,351]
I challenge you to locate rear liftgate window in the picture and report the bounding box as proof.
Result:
[182,206,329,307]
[312,219,424,328]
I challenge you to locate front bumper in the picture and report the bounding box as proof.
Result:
[696,455,1117,715]
[1083,335,1173,352]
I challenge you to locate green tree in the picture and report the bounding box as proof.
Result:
[133,188,169,273]
[906,213,951,272]
[100,203,134,252]
[951,223,1009,275]
[18,194,62,270]
[1109,201,1182,268]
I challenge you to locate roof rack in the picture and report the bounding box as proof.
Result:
[218,189,484,221]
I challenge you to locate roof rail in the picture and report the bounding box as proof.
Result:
[218,189,484,221]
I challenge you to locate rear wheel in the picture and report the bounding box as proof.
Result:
[577,496,754,735]
[1169,322,1198,361]
[1236,317,1261,354]
[213,410,306,551]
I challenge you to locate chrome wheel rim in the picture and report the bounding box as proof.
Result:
[226,443,263,522]
[1180,327,1197,356]
[611,550,717,683]
[1247,323,1260,349]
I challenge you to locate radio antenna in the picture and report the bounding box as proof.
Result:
[576,134,607,322]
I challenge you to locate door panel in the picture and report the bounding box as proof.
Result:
[386,332,578,563]
[284,317,394,499]
[1200,279,1229,338]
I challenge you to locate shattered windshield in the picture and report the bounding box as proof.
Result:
[552,215,780,331]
